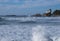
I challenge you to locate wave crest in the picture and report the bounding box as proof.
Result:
[32,25,53,41]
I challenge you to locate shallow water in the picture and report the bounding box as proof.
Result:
[0,17,60,41]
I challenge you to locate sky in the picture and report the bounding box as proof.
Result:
[0,0,60,15]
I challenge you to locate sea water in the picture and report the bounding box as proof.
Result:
[0,17,60,41]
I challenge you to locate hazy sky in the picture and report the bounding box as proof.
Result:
[0,0,60,15]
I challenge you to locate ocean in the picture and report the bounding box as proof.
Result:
[0,16,60,41]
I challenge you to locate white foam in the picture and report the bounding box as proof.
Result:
[1,38,7,41]
[1,37,11,41]
[32,25,53,41]
[52,36,60,41]
[55,37,60,41]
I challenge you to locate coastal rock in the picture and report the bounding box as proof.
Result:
[43,13,51,17]
[52,10,60,16]
[6,15,16,17]
[43,9,52,17]
[31,14,41,17]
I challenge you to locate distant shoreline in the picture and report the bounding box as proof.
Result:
[0,9,60,17]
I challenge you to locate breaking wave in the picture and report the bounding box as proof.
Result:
[0,17,60,41]
[32,25,60,41]
[0,17,60,25]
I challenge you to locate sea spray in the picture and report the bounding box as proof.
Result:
[32,25,53,41]
[0,17,60,41]
[52,36,60,41]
